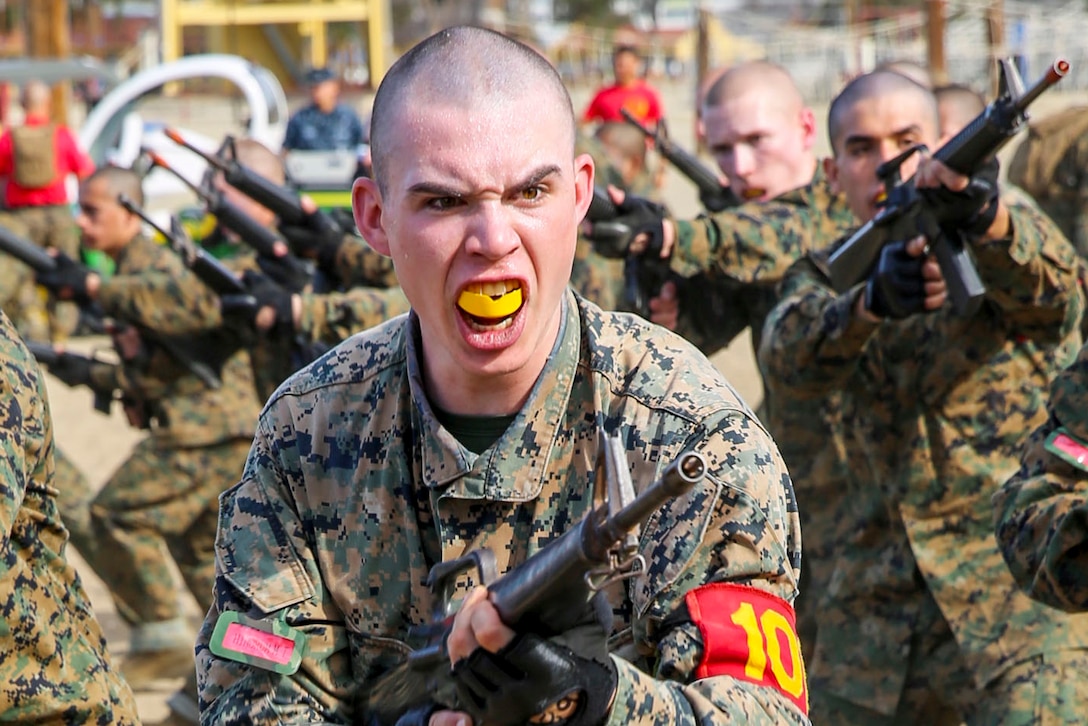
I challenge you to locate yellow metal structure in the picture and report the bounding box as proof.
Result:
[160,0,388,88]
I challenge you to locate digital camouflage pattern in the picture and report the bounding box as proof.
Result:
[994,338,1088,612]
[331,232,399,289]
[13,204,82,341]
[760,201,1088,720]
[196,291,808,725]
[85,233,260,629]
[669,168,857,664]
[0,211,50,342]
[298,284,409,346]
[0,307,140,723]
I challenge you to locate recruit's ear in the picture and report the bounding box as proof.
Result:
[352,176,390,256]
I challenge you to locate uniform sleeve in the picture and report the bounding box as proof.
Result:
[97,254,224,335]
[605,408,808,725]
[333,234,399,289]
[297,286,409,346]
[994,344,1088,613]
[758,256,879,400]
[970,202,1084,340]
[196,413,353,724]
[669,203,817,286]
[0,325,31,545]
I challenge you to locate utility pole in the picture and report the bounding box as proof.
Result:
[986,0,1007,95]
[926,0,948,85]
[25,0,70,123]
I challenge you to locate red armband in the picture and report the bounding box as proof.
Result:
[685,583,808,714]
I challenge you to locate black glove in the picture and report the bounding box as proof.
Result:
[452,631,616,726]
[279,211,344,271]
[864,239,927,319]
[586,193,666,260]
[45,351,94,388]
[242,270,295,336]
[35,251,91,304]
[920,157,1001,237]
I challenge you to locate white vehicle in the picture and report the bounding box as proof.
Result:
[78,54,289,207]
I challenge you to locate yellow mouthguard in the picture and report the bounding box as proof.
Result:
[458,287,523,319]
[742,188,764,200]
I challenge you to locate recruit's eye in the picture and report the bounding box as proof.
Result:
[519,185,545,202]
[426,195,462,211]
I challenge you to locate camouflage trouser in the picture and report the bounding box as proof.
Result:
[87,436,252,625]
[811,593,1088,725]
[13,204,82,341]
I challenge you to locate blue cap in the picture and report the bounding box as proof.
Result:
[305,67,336,85]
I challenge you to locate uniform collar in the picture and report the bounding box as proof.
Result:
[408,291,580,501]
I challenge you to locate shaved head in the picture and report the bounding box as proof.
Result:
[85,165,143,208]
[595,122,646,164]
[227,138,285,185]
[369,26,575,194]
[874,59,934,89]
[702,61,803,116]
[934,83,985,139]
[829,71,939,155]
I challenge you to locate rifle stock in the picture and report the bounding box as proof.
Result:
[361,443,707,724]
[826,58,1069,316]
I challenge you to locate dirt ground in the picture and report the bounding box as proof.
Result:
[43,77,1088,722]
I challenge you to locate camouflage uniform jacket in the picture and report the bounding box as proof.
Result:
[669,165,855,355]
[0,309,140,723]
[197,291,809,724]
[298,285,409,346]
[759,203,1088,714]
[332,233,399,289]
[994,338,1088,611]
[98,234,261,447]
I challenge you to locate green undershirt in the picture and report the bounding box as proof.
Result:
[431,405,518,455]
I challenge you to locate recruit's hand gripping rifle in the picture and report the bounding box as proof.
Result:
[826,58,1070,316]
[620,108,739,213]
[359,436,708,725]
[27,341,115,414]
[0,223,222,389]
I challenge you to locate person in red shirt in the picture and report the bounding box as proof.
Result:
[0,80,95,341]
[582,45,663,127]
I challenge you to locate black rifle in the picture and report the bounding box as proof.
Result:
[27,341,114,414]
[0,224,223,390]
[583,186,672,317]
[826,57,1070,316]
[143,149,312,292]
[621,109,739,213]
[118,194,250,298]
[360,435,708,724]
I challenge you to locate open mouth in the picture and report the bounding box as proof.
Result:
[874,189,888,208]
[457,281,524,330]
